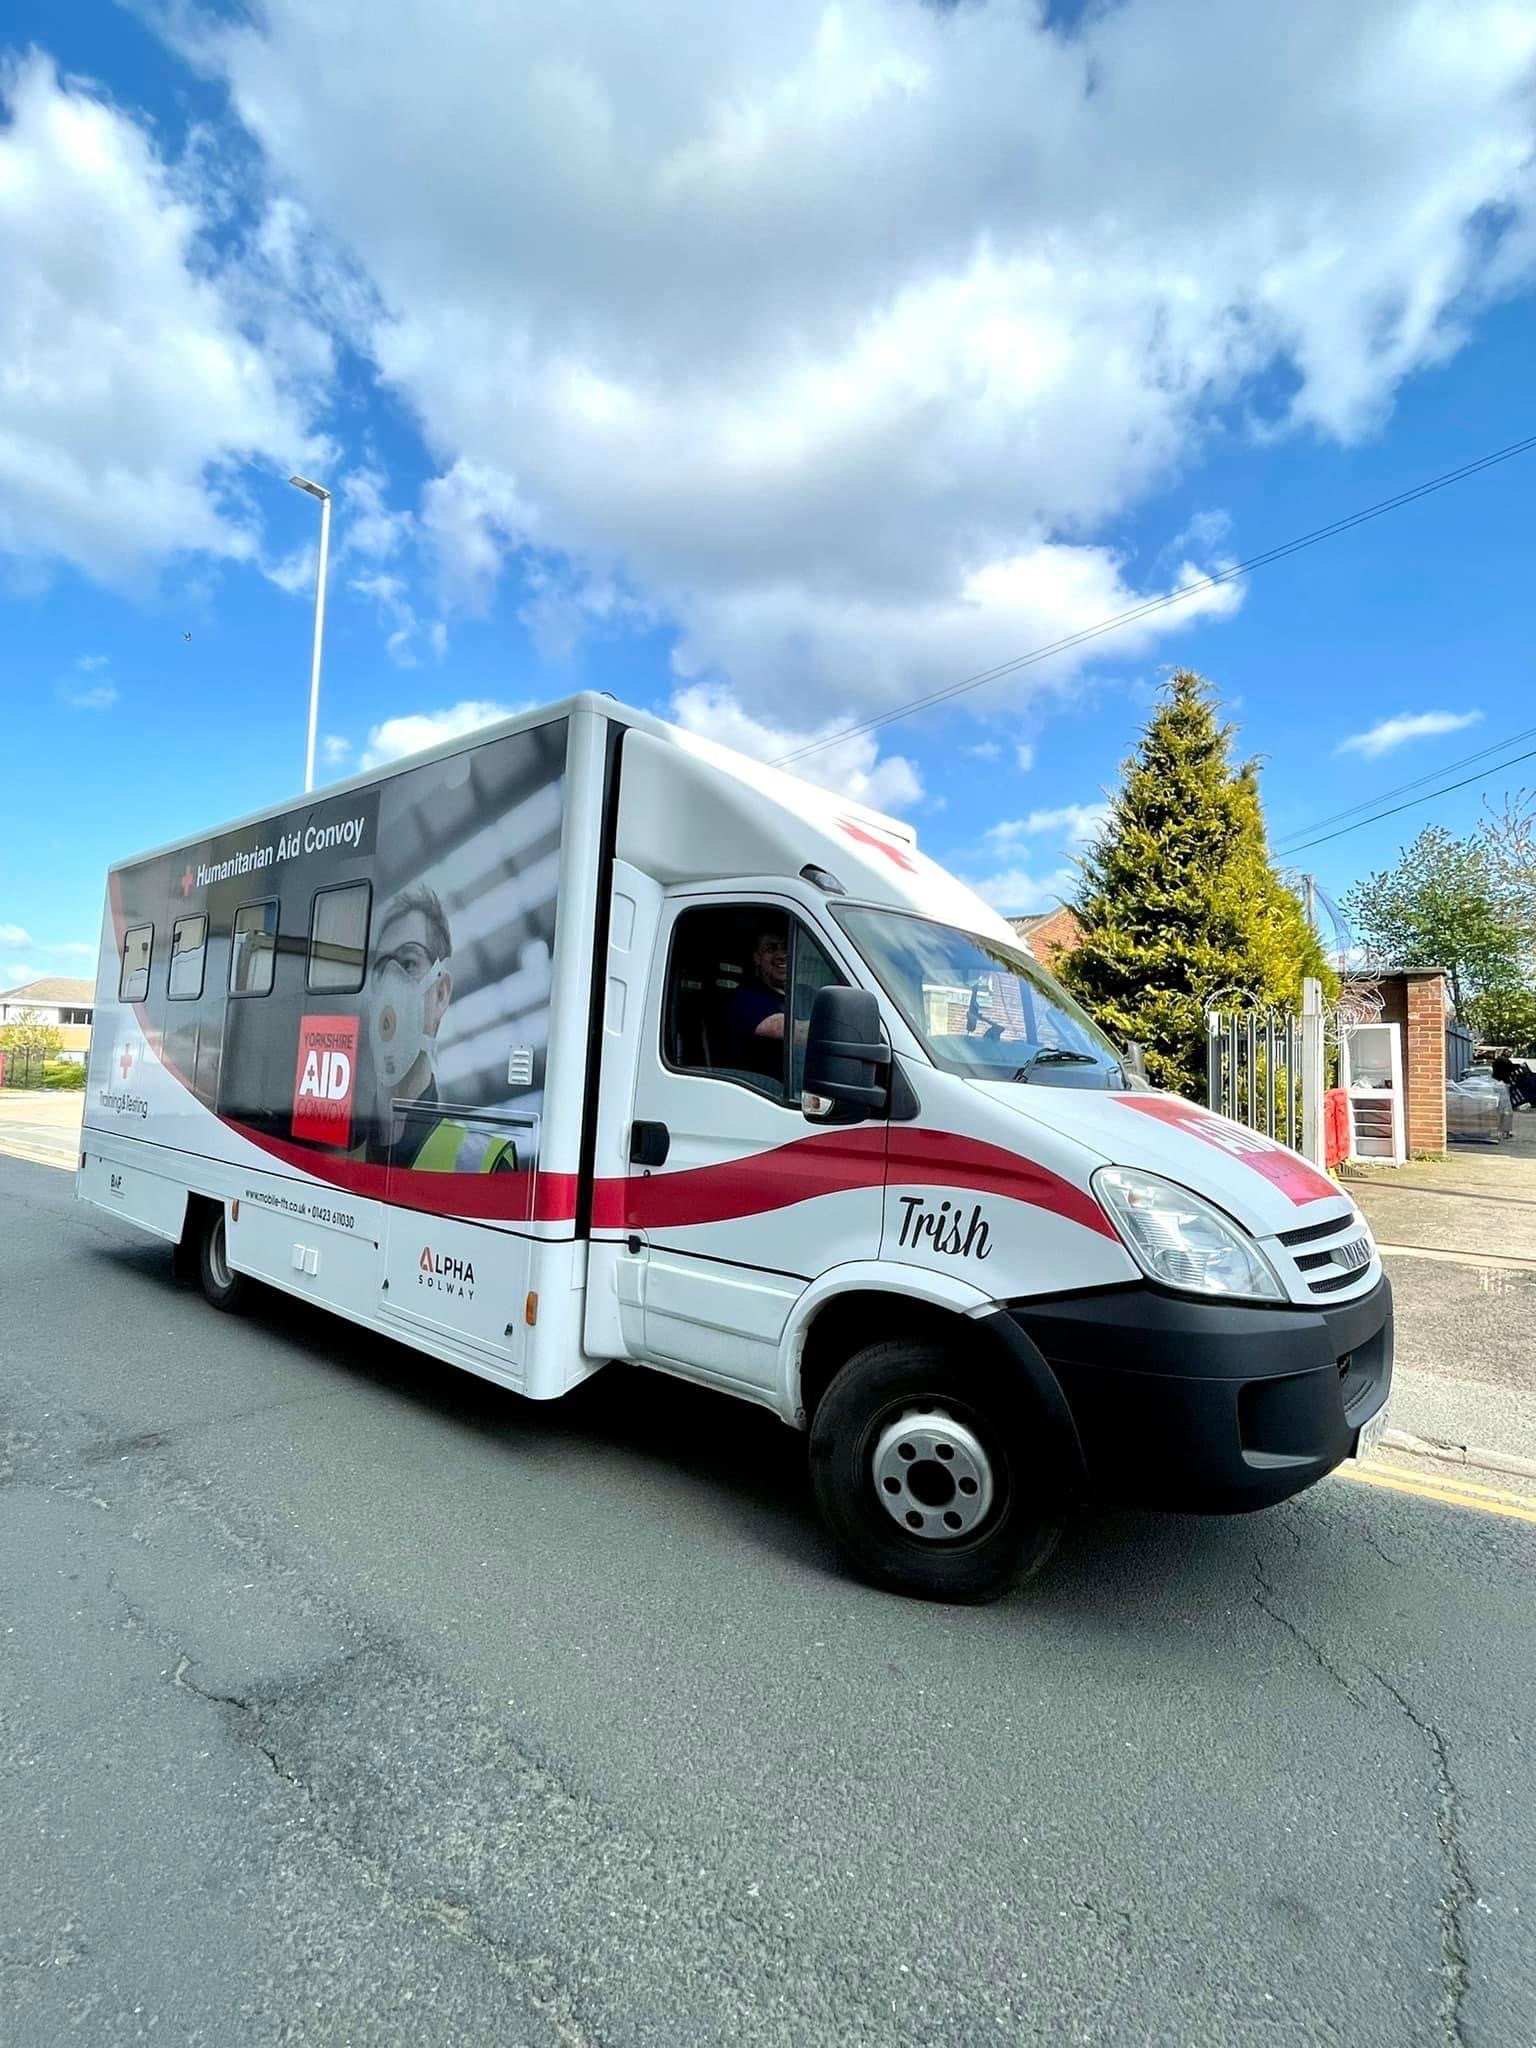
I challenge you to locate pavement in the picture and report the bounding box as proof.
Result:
[1344,1114,1536,1472]
[2,1096,1535,2044]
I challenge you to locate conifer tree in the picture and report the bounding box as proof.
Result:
[1059,670,1330,1095]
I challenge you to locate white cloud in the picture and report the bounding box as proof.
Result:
[47,941,97,958]
[360,699,524,770]
[986,803,1111,851]
[189,0,1536,731]
[1,961,41,988]
[341,466,412,562]
[57,655,119,710]
[965,866,1079,917]
[263,542,316,594]
[1336,709,1484,759]
[1015,742,1036,773]
[419,461,535,614]
[963,740,1001,762]
[670,684,922,815]
[348,570,425,666]
[320,734,352,766]
[0,923,32,946]
[0,53,321,586]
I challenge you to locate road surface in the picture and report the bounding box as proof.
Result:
[2,1116,1533,2045]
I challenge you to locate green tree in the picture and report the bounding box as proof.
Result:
[0,1008,64,1086]
[1343,826,1524,1016]
[1059,670,1331,1095]
[1482,787,1536,961]
[1463,985,1536,1055]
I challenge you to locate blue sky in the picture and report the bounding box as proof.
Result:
[3,1,1535,989]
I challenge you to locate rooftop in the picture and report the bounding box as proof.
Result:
[0,976,95,1007]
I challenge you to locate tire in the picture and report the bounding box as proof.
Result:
[196,1205,247,1313]
[808,1337,1063,1603]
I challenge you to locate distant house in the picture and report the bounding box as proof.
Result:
[0,976,96,1062]
[1009,907,1083,974]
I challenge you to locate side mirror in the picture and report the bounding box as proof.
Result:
[1123,1040,1149,1084]
[803,986,890,1123]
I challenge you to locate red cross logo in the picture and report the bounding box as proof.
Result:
[118,1043,135,1079]
[180,866,195,898]
[837,817,917,873]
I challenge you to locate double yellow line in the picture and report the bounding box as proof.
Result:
[1339,1460,1536,1526]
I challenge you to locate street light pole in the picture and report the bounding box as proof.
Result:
[289,475,332,793]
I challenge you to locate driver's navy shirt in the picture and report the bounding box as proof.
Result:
[724,982,785,1078]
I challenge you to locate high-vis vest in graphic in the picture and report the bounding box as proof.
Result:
[411,1119,520,1175]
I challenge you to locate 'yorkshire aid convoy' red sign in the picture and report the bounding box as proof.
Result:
[291,1016,359,1148]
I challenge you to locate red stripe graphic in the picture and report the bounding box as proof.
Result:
[592,1128,887,1231]
[888,1127,1118,1238]
[1114,1092,1337,1206]
[226,1122,544,1223]
[593,1125,1115,1238]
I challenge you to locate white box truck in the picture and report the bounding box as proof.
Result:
[79,693,1391,1600]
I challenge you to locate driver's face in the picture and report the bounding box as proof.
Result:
[754,932,787,991]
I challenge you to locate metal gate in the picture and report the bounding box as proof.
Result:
[1445,1015,1474,1082]
[1205,977,1326,1164]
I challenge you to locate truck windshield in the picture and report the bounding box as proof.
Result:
[834,906,1124,1084]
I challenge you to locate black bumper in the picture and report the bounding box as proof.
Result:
[1001,1275,1393,1513]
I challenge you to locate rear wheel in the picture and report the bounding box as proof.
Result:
[808,1337,1062,1603]
[196,1205,247,1313]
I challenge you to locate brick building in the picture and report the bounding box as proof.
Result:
[1008,906,1083,973]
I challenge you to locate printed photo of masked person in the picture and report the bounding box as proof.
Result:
[359,883,520,1173]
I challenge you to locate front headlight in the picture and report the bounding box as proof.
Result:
[1092,1166,1285,1302]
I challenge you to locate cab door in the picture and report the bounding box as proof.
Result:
[617,898,884,1395]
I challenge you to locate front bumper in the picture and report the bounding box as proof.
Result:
[1009,1274,1393,1513]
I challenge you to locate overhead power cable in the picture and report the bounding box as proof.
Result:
[769,430,1536,771]
[1281,743,1536,855]
[1275,718,1536,849]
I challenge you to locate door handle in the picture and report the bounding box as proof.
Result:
[629,1120,670,1167]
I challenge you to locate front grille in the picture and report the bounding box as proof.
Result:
[1275,1208,1375,1298]
[1308,1267,1365,1295]
[1278,1217,1346,1249]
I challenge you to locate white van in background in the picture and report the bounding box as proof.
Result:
[79,693,1391,1600]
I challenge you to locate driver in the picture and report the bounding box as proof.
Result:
[724,924,790,1079]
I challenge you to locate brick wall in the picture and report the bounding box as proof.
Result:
[1362,969,1447,1155]
[1403,973,1447,1154]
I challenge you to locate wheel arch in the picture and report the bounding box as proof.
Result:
[784,1266,1088,1498]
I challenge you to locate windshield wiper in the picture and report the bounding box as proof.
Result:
[1011,1048,1100,1081]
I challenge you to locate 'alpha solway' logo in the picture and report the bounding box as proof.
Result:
[419,1246,475,1299]
[291,1015,359,1148]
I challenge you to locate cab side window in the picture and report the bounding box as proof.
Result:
[663,905,844,1105]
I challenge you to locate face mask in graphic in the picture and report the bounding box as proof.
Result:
[370,960,447,1092]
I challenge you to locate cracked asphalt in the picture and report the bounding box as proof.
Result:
[3,1147,1534,2047]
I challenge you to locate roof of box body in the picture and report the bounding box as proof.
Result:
[110,693,907,870]
[105,691,1015,945]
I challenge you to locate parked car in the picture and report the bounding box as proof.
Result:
[1447,1076,1514,1144]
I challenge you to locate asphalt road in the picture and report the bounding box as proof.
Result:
[3,1143,1535,2047]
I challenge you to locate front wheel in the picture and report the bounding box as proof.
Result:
[196,1205,248,1314]
[808,1338,1062,1603]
